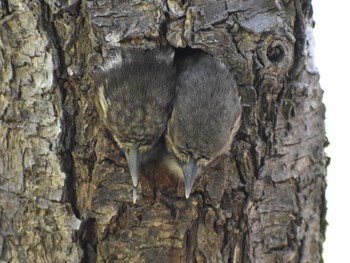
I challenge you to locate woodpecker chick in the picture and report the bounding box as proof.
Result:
[94,48,176,203]
[166,53,242,198]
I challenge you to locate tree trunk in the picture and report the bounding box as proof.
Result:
[0,0,327,262]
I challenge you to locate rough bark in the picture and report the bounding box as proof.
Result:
[0,0,326,262]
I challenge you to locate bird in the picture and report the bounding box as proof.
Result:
[93,48,176,203]
[166,53,242,198]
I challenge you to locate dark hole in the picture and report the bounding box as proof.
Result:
[174,47,204,63]
[174,47,205,81]
[267,44,284,63]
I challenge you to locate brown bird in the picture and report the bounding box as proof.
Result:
[94,48,176,203]
[166,53,242,198]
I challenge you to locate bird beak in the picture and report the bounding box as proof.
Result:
[182,158,198,198]
[125,147,141,188]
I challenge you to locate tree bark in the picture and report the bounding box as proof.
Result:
[0,0,326,262]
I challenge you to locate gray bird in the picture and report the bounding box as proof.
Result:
[166,53,242,198]
[94,48,176,203]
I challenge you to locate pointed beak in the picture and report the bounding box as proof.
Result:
[182,158,198,198]
[132,187,138,204]
[125,147,141,188]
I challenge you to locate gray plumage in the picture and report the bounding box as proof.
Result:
[166,53,242,198]
[94,48,176,203]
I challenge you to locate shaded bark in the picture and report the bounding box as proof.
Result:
[0,0,326,262]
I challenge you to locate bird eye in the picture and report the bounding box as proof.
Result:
[179,149,188,155]
[174,148,190,164]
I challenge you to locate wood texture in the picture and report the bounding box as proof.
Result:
[0,0,326,262]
